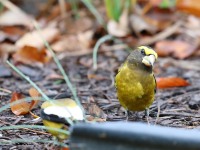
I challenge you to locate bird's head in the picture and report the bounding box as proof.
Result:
[138,46,158,67]
[127,46,158,72]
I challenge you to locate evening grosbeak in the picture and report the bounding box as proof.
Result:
[115,46,158,116]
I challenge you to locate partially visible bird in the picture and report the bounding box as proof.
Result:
[40,98,84,140]
[115,46,158,117]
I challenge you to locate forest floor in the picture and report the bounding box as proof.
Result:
[1,49,200,149]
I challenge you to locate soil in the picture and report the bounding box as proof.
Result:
[0,49,200,149]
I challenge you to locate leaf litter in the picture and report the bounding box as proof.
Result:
[1,0,200,149]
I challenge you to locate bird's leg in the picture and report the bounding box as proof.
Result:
[145,108,150,125]
[125,110,130,121]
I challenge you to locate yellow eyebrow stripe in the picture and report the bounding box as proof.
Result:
[138,46,158,59]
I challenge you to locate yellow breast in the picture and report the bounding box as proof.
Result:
[115,62,156,111]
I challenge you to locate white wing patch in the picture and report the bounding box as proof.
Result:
[44,105,84,121]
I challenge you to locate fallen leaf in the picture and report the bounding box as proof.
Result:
[45,73,64,80]
[143,8,174,30]
[29,88,40,109]
[61,147,69,150]
[10,92,31,115]
[87,74,108,80]
[0,43,17,61]
[52,35,79,52]
[107,8,130,37]
[176,0,200,17]
[185,15,200,29]
[1,26,27,42]
[10,90,40,116]
[77,30,94,49]
[0,31,9,42]
[13,46,50,65]
[52,30,93,52]
[130,14,157,36]
[29,111,40,118]
[87,104,107,119]
[65,17,93,34]
[0,10,32,27]
[86,115,107,122]
[156,77,190,89]
[155,40,197,59]
[16,27,59,49]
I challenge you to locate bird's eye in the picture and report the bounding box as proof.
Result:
[141,49,145,55]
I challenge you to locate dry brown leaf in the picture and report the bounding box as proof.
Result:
[16,27,59,49]
[156,77,190,89]
[61,147,70,150]
[13,46,50,65]
[65,17,93,34]
[77,30,94,49]
[177,0,200,17]
[86,115,107,122]
[185,15,200,29]
[0,43,17,61]
[87,104,107,119]
[107,9,130,37]
[155,40,197,59]
[29,88,40,109]
[52,30,93,52]
[10,92,31,115]
[0,10,31,27]
[130,14,157,36]
[0,31,9,42]
[2,26,27,41]
[144,10,174,30]
[45,73,64,80]
[87,74,108,80]
[0,29,22,43]
[51,35,79,52]
[29,111,40,118]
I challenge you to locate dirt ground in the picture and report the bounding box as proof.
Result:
[0,48,200,149]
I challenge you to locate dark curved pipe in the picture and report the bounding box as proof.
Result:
[70,122,200,150]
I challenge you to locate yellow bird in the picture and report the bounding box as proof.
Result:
[40,98,84,140]
[115,46,158,116]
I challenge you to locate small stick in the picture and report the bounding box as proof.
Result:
[138,21,182,46]
[59,0,67,19]
[155,101,160,125]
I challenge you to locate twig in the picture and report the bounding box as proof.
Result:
[138,21,182,46]
[57,43,128,60]
[1,138,67,147]
[0,119,50,135]
[0,125,70,135]
[0,88,12,94]
[159,112,200,118]
[58,0,67,19]
[154,101,160,125]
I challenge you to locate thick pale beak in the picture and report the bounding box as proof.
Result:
[142,55,156,67]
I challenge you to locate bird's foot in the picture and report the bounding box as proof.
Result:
[125,110,130,121]
[145,108,150,125]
